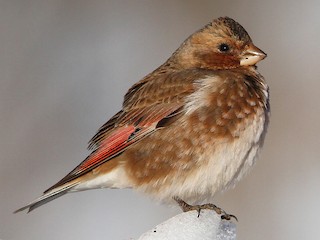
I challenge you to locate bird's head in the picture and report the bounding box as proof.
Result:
[171,17,266,70]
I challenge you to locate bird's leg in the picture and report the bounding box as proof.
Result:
[173,196,237,221]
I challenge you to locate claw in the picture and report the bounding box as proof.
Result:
[221,213,238,221]
[173,196,237,221]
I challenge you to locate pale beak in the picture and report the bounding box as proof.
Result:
[240,43,267,66]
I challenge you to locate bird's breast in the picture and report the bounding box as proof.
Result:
[123,70,269,203]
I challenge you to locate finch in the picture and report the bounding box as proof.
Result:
[15,17,269,213]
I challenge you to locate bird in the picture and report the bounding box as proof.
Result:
[15,16,269,214]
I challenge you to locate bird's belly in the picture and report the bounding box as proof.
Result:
[195,112,267,197]
[126,108,267,204]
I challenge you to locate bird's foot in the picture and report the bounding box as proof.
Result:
[173,196,237,221]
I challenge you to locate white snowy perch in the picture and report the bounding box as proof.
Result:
[138,209,236,240]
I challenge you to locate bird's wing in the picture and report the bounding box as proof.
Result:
[44,70,199,193]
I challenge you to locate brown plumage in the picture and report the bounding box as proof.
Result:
[15,17,269,213]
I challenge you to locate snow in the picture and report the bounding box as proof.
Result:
[138,210,236,240]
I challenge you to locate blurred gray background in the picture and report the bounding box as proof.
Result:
[1,1,320,239]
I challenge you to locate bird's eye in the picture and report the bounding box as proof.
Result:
[218,43,230,52]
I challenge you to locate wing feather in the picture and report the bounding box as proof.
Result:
[45,104,183,193]
[45,69,211,193]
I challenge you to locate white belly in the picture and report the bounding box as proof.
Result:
[148,109,268,204]
[73,165,131,191]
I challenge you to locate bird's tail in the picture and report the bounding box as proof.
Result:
[14,182,78,213]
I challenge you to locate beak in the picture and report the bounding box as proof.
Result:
[240,43,267,66]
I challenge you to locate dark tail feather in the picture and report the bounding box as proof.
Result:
[14,182,78,213]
